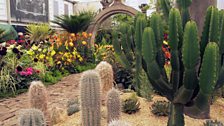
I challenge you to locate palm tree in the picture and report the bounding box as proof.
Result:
[52,11,95,33]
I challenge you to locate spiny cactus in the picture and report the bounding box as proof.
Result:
[107,88,121,123]
[28,81,48,116]
[95,61,114,104]
[19,109,46,126]
[108,120,131,126]
[112,5,224,126]
[80,70,101,126]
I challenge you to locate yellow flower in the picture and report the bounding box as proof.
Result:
[31,45,38,51]
[89,33,92,37]
[70,33,75,37]
[57,61,61,64]
[39,54,45,59]
[69,42,74,47]
[51,50,56,56]
[38,48,42,52]
[43,49,47,53]
[27,50,34,55]
[67,59,72,63]
[79,57,83,62]
[82,41,87,45]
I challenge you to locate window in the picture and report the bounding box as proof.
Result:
[53,0,59,16]
[64,4,69,15]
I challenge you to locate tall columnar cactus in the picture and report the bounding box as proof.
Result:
[80,70,101,126]
[28,81,48,116]
[107,88,121,123]
[95,61,114,104]
[176,0,192,26]
[112,6,224,126]
[19,109,46,126]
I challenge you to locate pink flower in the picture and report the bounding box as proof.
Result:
[26,71,33,76]
[26,67,33,72]
[19,71,27,76]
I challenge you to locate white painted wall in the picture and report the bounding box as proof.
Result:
[218,0,224,10]
[0,0,8,21]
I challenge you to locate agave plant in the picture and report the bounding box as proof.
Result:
[26,23,52,42]
[52,11,95,33]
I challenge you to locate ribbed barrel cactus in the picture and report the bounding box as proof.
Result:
[19,108,46,126]
[107,88,121,123]
[112,6,224,126]
[80,70,101,126]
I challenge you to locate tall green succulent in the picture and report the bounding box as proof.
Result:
[112,6,224,126]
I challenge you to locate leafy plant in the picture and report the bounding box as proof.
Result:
[122,92,140,114]
[26,23,52,42]
[52,11,95,33]
[204,120,224,126]
[151,101,170,116]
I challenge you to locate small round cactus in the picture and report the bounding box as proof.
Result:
[107,88,121,123]
[108,120,131,126]
[80,70,101,126]
[19,108,46,126]
[28,81,48,114]
[95,61,114,104]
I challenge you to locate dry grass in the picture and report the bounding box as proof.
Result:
[54,93,224,126]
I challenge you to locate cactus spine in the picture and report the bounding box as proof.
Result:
[95,61,114,105]
[107,88,121,123]
[80,70,101,126]
[19,109,46,126]
[28,81,48,116]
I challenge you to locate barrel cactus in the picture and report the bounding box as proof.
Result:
[28,81,48,116]
[112,6,224,126]
[19,108,46,126]
[80,70,101,126]
[95,61,114,104]
[107,88,121,123]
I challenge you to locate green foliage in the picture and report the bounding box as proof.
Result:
[0,66,17,94]
[204,120,224,126]
[52,11,95,33]
[19,109,46,126]
[75,63,96,73]
[26,23,52,42]
[151,101,170,116]
[122,93,140,114]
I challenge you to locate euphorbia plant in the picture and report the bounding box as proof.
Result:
[112,5,224,126]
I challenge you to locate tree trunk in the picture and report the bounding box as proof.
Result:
[189,0,217,36]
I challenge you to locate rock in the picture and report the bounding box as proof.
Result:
[50,107,66,125]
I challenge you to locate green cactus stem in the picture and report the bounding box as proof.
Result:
[19,109,46,126]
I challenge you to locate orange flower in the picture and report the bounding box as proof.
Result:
[82,32,88,38]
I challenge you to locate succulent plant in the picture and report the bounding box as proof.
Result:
[204,120,224,126]
[19,108,46,126]
[95,61,114,104]
[108,120,131,126]
[107,88,121,123]
[80,70,101,126]
[112,5,224,126]
[67,104,80,116]
[28,81,48,116]
[151,101,170,116]
[122,92,140,114]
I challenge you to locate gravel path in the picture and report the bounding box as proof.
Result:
[0,73,81,126]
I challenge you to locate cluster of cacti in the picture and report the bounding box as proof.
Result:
[204,120,224,126]
[151,101,170,116]
[95,61,114,104]
[107,88,121,123]
[121,92,140,114]
[112,4,224,126]
[108,120,131,126]
[28,81,48,116]
[19,108,46,126]
[80,70,101,126]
